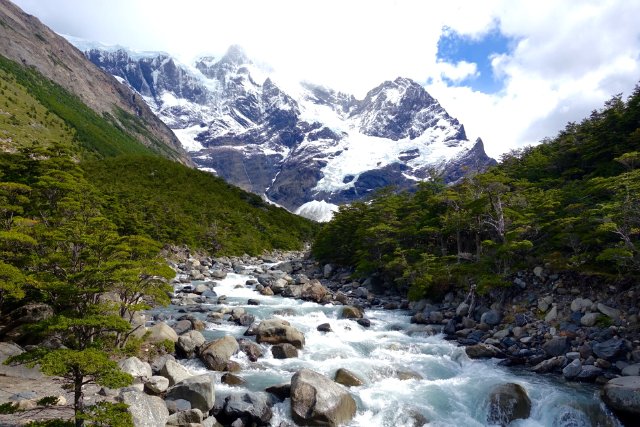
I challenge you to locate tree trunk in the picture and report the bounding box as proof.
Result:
[74,370,84,427]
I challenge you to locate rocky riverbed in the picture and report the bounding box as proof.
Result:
[1,247,637,426]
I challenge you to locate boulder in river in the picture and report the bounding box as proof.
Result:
[165,373,216,413]
[486,383,531,426]
[255,318,305,349]
[200,335,240,371]
[238,338,264,362]
[217,392,273,426]
[465,343,503,359]
[341,306,364,319]
[177,330,206,359]
[159,358,193,386]
[602,376,640,417]
[334,368,364,387]
[266,383,291,401]
[300,280,328,303]
[291,368,357,426]
[317,323,332,332]
[272,343,299,359]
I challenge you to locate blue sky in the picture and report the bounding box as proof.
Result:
[437,28,514,94]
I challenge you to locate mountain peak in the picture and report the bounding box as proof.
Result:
[221,44,251,66]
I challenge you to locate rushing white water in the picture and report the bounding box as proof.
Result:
[150,271,621,427]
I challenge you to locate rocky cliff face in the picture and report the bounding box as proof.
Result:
[77,43,496,217]
[0,0,191,164]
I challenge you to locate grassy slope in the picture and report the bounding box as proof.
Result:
[83,155,318,255]
[0,53,318,255]
[0,66,75,151]
[0,54,155,158]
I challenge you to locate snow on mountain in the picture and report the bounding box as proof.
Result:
[295,200,340,223]
[70,38,496,220]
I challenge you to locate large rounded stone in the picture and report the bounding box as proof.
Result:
[593,338,626,360]
[580,312,599,327]
[166,408,204,426]
[602,376,640,416]
[200,335,239,371]
[340,306,363,319]
[480,309,501,326]
[291,368,357,426]
[334,368,364,387]
[148,321,179,343]
[238,338,264,362]
[486,383,531,425]
[160,359,193,386]
[118,356,152,379]
[255,319,305,349]
[465,343,503,359]
[144,375,169,394]
[272,343,299,359]
[165,374,216,413]
[300,280,328,303]
[217,392,273,426]
[119,389,169,427]
[542,336,569,357]
[177,330,206,359]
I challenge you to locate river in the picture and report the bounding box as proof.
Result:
[148,268,621,427]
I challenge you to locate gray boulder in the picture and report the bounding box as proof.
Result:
[597,303,621,319]
[593,338,626,360]
[165,373,216,413]
[272,343,299,359]
[291,368,357,426]
[480,309,501,326]
[486,383,531,426]
[177,330,206,359]
[200,335,239,371]
[622,363,640,376]
[334,368,364,387]
[602,376,640,416]
[255,319,305,349]
[456,302,469,316]
[465,343,503,359]
[119,389,169,427]
[218,392,273,426]
[575,365,603,382]
[300,280,328,303]
[580,312,599,327]
[144,375,169,394]
[571,297,593,313]
[118,356,152,379]
[166,408,204,426]
[542,336,569,357]
[562,359,582,379]
[341,306,364,319]
[159,359,193,386]
[238,338,264,362]
[532,356,566,374]
[148,321,179,343]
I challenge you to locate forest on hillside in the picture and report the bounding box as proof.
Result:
[313,86,640,300]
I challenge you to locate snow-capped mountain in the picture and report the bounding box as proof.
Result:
[76,42,495,220]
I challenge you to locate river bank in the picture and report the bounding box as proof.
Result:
[1,246,635,426]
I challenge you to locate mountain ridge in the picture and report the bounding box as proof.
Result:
[77,42,496,217]
[0,0,191,164]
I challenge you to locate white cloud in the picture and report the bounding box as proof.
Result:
[11,0,640,159]
[436,60,479,83]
